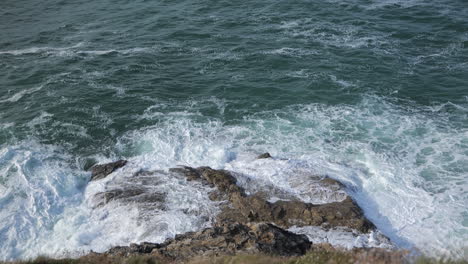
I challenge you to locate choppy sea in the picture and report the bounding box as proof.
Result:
[1,0,467,260]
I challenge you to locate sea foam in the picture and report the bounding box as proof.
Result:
[0,96,466,260]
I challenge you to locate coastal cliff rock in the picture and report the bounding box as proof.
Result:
[106,222,311,259]
[92,161,387,261]
[170,166,374,233]
[90,160,127,181]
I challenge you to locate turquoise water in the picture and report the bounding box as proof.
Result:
[0,0,467,260]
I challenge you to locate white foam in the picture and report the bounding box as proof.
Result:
[0,141,220,261]
[276,19,392,50]
[363,0,424,10]
[1,95,467,260]
[26,112,54,128]
[0,43,152,57]
[329,75,355,88]
[38,162,220,258]
[76,47,152,56]
[288,226,394,250]
[0,142,88,260]
[225,155,348,204]
[0,85,44,103]
[112,96,467,258]
[263,47,317,57]
[286,69,313,78]
[0,43,84,56]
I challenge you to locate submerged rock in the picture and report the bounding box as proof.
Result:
[90,160,127,181]
[106,222,311,259]
[91,169,169,209]
[93,187,166,207]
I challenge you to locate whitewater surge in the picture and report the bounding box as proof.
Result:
[0,96,466,260]
[2,0,467,260]
[0,43,153,58]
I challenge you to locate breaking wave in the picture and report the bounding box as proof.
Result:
[1,95,465,260]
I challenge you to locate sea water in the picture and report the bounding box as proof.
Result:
[0,0,467,260]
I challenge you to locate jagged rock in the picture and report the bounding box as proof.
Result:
[94,187,165,207]
[91,169,168,207]
[89,163,386,261]
[257,152,272,159]
[90,160,127,181]
[171,166,374,233]
[107,242,160,255]
[105,222,311,259]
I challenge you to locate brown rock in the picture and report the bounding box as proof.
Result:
[171,166,375,233]
[90,160,127,181]
[105,222,311,259]
[106,242,160,256]
[320,177,345,187]
[92,164,385,260]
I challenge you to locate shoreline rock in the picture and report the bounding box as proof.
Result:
[171,166,374,233]
[88,161,389,261]
[106,222,311,259]
[90,160,127,181]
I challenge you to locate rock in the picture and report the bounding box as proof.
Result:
[320,177,345,187]
[169,166,201,181]
[93,187,165,207]
[90,160,127,181]
[91,163,386,260]
[107,242,160,255]
[172,166,375,233]
[257,152,272,159]
[105,222,311,259]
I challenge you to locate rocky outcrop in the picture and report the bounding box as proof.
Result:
[91,166,168,208]
[170,166,374,233]
[95,161,386,261]
[257,152,272,159]
[90,160,127,181]
[106,222,311,259]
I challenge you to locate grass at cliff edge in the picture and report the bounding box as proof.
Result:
[3,250,468,264]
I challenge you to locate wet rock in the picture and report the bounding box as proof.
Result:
[172,166,375,233]
[105,222,311,259]
[169,166,201,181]
[91,168,167,207]
[287,175,349,204]
[94,187,165,207]
[257,152,272,159]
[90,160,127,181]
[320,177,345,187]
[93,164,386,260]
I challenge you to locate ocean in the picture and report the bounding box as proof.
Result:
[0,0,467,260]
